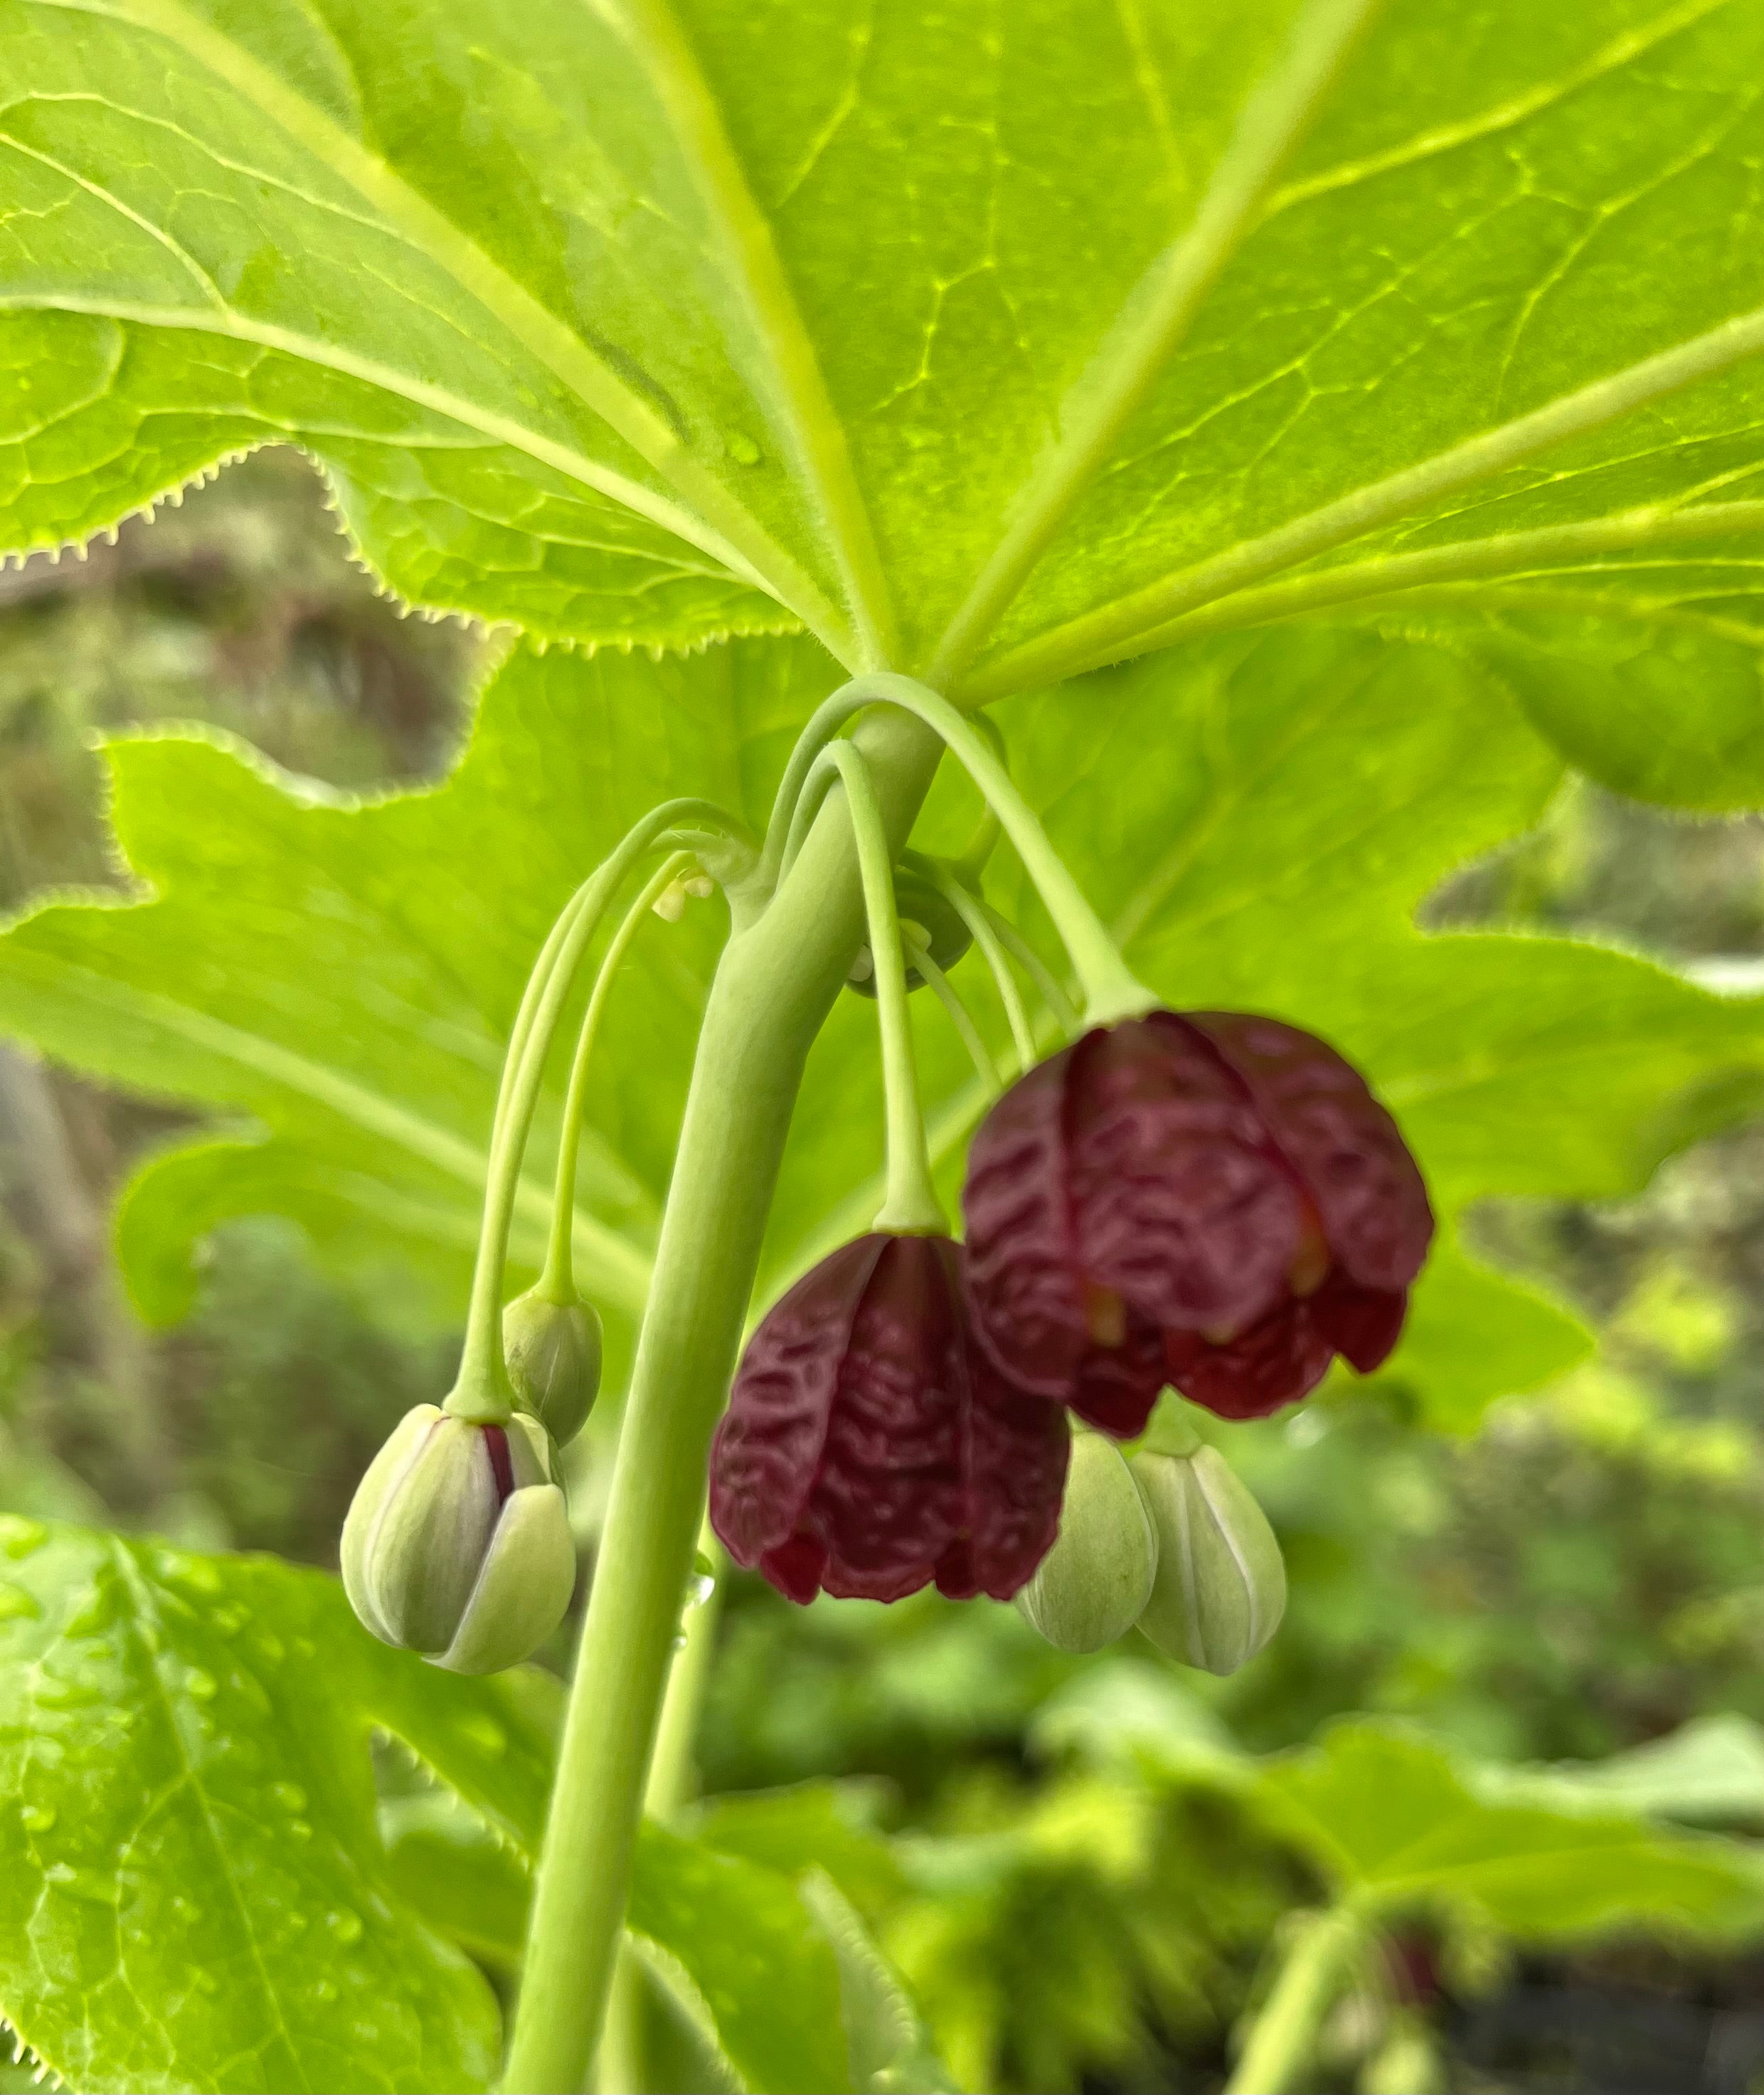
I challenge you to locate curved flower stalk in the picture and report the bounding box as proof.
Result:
[470,675,1435,2094]
[710,738,1069,1604]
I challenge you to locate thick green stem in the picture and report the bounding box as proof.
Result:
[540,852,694,1298]
[765,674,1154,1026]
[1226,1906,1366,2095]
[594,1526,725,2095]
[503,708,945,2095]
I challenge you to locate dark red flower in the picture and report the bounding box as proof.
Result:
[708,1233,1069,1604]
[962,1011,1433,1426]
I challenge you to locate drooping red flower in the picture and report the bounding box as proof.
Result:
[962,1011,1433,1426]
[709,1233,1069,1603]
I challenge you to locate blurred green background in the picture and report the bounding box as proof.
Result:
[4,450,1764,2094]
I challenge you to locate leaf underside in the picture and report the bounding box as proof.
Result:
[0,0,1755,758]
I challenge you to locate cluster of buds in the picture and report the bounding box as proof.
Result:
[713,1007,1430,1629]
[341,1293,604,1676]
[1017,1418,1287,1671]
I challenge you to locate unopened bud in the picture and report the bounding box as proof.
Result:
[1130,1443,1285,1674]
[503,1285,602,1445]
[1015,1429,1156,1653]
[847,869,972,998]
[652,883,687,922]
[341,1405,575,1674]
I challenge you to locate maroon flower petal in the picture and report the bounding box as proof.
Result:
[1310,1268,1409,1374]
[806,1236,967,1596]
[1189,1012,1433,1293]
[951,1362,1070,1601]
[932,1537,979,1601]
[1164,1298,1334,1421]
[961,1044,1090,1396]
[713,1235,1056,1608]
[709,1235,886,1563]
[1068,1016,1302,1337]
[759,1534,827,1606]
[1069,1310,1166,1440]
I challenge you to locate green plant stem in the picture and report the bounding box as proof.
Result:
[1226,1906,1366,2095]
[594,1526,726,2095]
[503,705,946,2095]
[979,901,1081,1036]
[764,673,1154,1026]
[539,852,694,1298]
[449,802,741,1419]
[921,864,1036,1068]
[811,741,944,1234]
[909,938,999,1093]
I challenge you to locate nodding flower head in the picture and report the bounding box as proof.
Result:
[341,1405,575,1674]
[961,1010,1433,1428]
[708,1233,1069,1606]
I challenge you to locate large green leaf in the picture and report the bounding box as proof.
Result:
[1255,1722,1764,1940]
[0,627,1757,1423]
[0,1513,501,2094]
[0,1518,868,2094]
[0,635,838,1370]
[4,0,1764,729]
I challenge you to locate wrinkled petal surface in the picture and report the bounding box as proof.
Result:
[708,1235,885,1562]
[1069,1015,1302,1336]
[944,1363,1070,1600]
[962,1008,1434,1428]
[1187,1011,1433,1293]
[712,1234,1068,1605]
[1164,1298,1335,1420]
[960,1046,1088,1396]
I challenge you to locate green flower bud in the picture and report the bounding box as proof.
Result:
[1130,1443,1285,1675]
[1015,1429,1157,1653]
[341,1404,575,1675]
[847,868,971,997]
[503,1285,603,1445]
